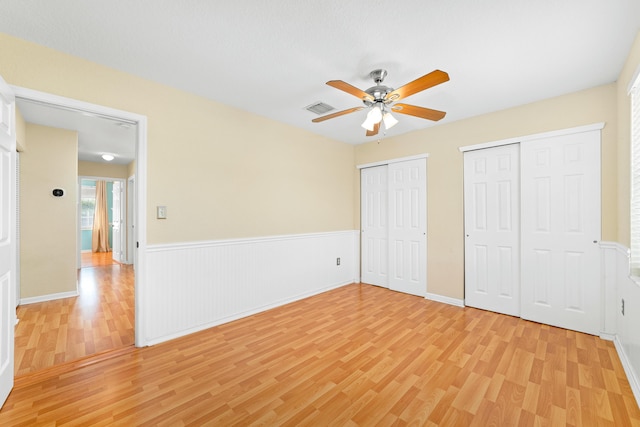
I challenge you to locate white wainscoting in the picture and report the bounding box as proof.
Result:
[600,242,640,406]
[143,230,359,345]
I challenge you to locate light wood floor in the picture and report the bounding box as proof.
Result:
[2,283,639,425]
[14,252,134,377]
[81,251,119,268]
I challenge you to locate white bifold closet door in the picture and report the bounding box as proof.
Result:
[361,159,427,297]
[464,144,521,316]
[463,129,601,335]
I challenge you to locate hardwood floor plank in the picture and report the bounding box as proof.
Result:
[14,253,134,377]
[1,283,639,425]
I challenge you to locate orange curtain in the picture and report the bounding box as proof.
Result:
[92,181,111,253]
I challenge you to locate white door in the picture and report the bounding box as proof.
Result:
[361,165,389,288]
[112,180,123,263]
[0,74,16,408]
[127,176,135,266]
[520,131,601,335]
[388,159,427,297]
[464,144,520,316]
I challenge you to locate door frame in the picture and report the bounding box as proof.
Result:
[12,86,148,347]
[77,176,127,267]
[357,154,429,295]
[127,175,136,265]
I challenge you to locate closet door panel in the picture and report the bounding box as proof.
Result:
[520,131,601,335]
[388,159,427,297]
[361,165,389,288]
[464,144,520,316]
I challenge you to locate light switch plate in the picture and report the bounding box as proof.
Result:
[157,205,167,219]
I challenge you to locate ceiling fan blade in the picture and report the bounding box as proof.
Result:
[366,122,380,137]
[312,107,364,123]
[327,80,374,102]
[391,103,446,121]
[385,70,449,102]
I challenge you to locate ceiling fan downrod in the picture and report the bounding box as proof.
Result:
[369,69,387,84]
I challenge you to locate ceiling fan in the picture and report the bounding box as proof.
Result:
[312,69,449,136]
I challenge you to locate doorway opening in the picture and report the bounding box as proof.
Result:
[78,177,128,268]
[12,86,147,376]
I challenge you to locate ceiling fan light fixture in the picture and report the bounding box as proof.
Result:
[361,105,382,131]
[368,105,382,123]
[361,117,375,131]
[383,112,398,129]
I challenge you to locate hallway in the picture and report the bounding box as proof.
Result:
[14,252,134,377]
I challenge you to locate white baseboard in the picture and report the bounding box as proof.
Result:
[614,335,640,407]
[20,290,79,305]
[599,333,615,341]
[425,292,465,307]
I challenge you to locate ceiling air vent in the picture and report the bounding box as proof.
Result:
[305,102,334,115]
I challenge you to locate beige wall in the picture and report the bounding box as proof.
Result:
[616,32,640,246]
[78,160,129,179]
[355,83,617,300]
[3,30,637,302]
[20,124,78,298]
[0,33,355,245]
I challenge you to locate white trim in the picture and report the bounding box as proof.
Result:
[134,116,147,347]
[147,230,358,252]
[599,333,615,341]
[458,122,606,153]
[627,63,640,94]
[600,241,631,255]
[20,291,78,305]
[425,292,465,307]
[79,174,128,182]
[614,335,640,406]
[127,175,136,265]
[356,153,429,170]
[11,85,148,347]
[12,86,138,124]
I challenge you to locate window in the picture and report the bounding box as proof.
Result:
[81,180,96,230]
[630,71,640,276]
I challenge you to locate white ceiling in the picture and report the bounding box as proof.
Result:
[16,99,137,165]
[2,0,640,157]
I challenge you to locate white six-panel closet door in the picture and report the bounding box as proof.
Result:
[464,144,521,316]
[361,165,389,288]
[388,159,427,297]
[520,131,601,335]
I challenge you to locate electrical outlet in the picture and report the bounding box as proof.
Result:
[336,257,341,266]
[622,298,625,316]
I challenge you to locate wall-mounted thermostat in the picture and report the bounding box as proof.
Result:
[52,188,64,197]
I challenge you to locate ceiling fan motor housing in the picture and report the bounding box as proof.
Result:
[363,69,394,107]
